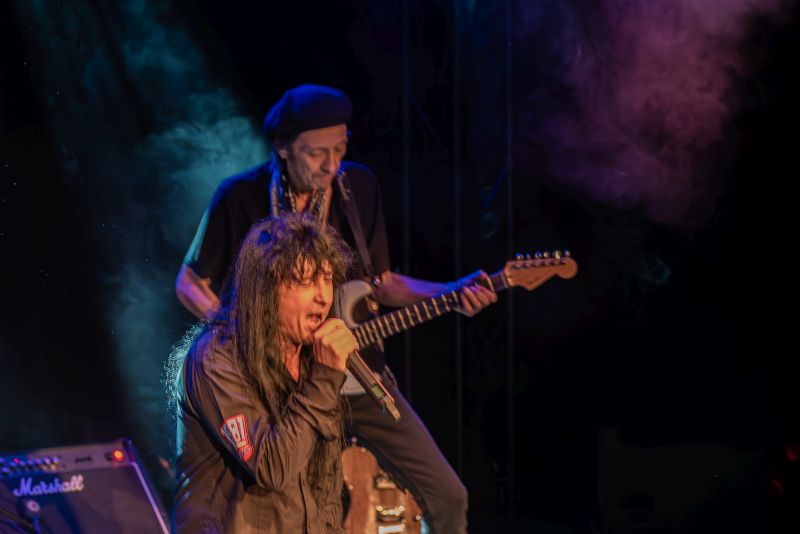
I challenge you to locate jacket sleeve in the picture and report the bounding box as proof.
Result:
[185,339,346,491]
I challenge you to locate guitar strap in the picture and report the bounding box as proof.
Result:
[335,172,376,279]
[335,171,386,393]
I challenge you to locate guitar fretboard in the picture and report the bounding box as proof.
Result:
[353,270,508,348]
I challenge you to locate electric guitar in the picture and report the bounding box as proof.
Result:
[339,251,577,533]
[343,439,424,534]
[336,251,578,348]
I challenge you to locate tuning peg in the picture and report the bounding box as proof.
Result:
[525,253,531,260]
[534,251,543,259]
[563,250,571,257]
[542,251,550,259]
[515,253,524,260]
[553,250,562,259]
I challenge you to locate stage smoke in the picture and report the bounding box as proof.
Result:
[516,0,797,229]
[8,0,264,462]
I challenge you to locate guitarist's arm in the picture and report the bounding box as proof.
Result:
[176,264,221,321]
[371,270,498,317]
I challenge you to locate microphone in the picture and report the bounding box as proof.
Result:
[331,288,400,421]
[346,350,401,422]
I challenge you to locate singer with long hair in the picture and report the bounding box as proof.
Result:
[169,213,356,533]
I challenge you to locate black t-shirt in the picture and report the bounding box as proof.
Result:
[183,161,391,370]
[185,161,390,289]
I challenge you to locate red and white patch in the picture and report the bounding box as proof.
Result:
[219,414,253,461]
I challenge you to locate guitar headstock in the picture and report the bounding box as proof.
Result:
[503,250,578,291]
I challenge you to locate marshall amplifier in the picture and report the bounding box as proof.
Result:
[0,438,169,533]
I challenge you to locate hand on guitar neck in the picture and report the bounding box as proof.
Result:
[369,270,497,317]
[336,251,578,349]
[446,270,499,317]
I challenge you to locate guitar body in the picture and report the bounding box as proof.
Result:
[342,442,423,534]
[335,279,378,330]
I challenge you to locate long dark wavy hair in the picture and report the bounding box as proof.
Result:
[168,213,351,508]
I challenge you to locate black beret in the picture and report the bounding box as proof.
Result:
[263,84,352,142]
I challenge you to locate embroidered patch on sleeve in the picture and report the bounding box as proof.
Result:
[219,414,254,461]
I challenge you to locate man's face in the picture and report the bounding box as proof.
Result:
[277,261,334,346]
[277,124,348,193]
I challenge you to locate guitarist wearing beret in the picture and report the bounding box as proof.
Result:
[176,84,497,533]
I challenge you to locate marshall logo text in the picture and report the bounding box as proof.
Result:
[12,475,85,497]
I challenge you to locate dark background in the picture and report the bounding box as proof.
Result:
[2,1,799,532]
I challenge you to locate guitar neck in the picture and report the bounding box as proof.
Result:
[483,270,509,292]
[352,269,507,349]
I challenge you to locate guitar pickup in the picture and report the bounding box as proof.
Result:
[374,473,399,490]
[376,504,406,522]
